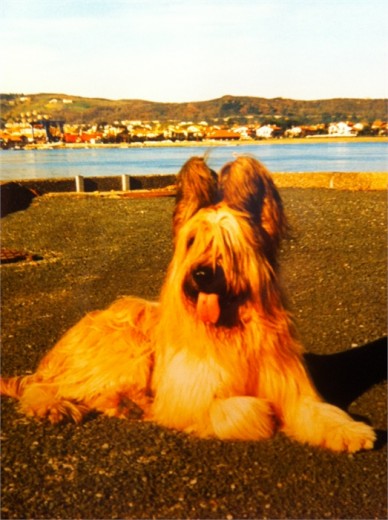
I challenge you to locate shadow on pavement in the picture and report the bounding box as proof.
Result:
[305,336,387,406]
[305,336,387,409]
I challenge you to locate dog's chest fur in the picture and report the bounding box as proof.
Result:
[151,323,260,432]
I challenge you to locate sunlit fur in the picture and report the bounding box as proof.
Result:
[219,155,289,266]
[1,297,158,423]
[1,156,376,453]
[173,156,218,242]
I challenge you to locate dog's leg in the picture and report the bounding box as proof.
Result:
[1,374,89,423]
[15,382,150,424]
[88,389,151,420]
[281,396,376,452]
[277,366,376,452]
[18,382,90,423]
[208,396,275,441]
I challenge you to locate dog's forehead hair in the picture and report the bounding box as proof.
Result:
[179,204,258,258]
[185,204,245,236]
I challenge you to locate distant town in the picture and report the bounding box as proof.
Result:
[1,94,387,149]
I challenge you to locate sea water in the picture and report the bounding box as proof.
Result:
[0,141,387,181]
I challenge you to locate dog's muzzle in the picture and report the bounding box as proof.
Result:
[192,265,226,294]
[184,265,227,325]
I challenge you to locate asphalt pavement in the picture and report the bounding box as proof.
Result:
[1,188,387,519]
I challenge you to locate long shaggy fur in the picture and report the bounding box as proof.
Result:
[1,155,376,453]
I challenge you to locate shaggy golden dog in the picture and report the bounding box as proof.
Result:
[1,156,376,452]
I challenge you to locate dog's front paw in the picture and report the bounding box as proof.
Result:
[283,400,377,453]
[323,420,376,453]
[209,396,275,441]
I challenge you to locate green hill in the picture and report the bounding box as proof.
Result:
[1,93,386,125]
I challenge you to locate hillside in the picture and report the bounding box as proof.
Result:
[1,93,386,125]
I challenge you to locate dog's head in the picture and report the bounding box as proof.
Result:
[166,155,287,327]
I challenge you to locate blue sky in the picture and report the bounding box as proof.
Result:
[1,0,387,102]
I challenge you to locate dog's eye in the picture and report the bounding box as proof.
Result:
[186,236,195,250]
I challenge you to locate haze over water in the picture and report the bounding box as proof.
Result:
[0,141,387,181]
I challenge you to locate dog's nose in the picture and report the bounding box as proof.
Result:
[192,265,226,294]
[193,266,214,287]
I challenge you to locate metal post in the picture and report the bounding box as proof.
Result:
[121,174,130,191]
[75,175,85,192]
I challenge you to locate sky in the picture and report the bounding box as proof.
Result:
[1,0,387,103]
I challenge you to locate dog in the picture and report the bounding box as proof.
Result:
[1,156,376,452]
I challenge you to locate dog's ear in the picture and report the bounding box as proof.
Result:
[173,156,218,240]
[219,156,288,260]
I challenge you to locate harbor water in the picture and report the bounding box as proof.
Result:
[0,141,387,181]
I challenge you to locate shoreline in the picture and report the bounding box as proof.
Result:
[21,135,388,150]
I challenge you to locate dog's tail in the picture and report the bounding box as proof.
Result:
[0,375,33,399]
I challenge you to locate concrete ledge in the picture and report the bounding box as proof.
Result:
[0,174,177,195]
[2,172,387,194]
[0,175,176,216]
[1,173,386,218]
[272,172,387,190]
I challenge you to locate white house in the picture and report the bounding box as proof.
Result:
[328,122,356,136]
[256,125,277,139]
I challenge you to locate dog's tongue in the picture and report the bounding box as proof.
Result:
[197,292,220,324]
